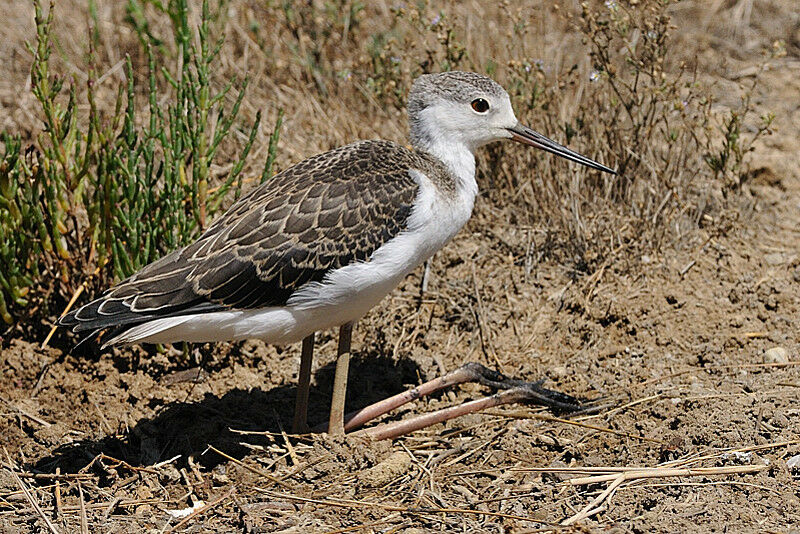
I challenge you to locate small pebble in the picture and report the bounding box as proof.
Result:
[764,252,784,265]
[786,454,800,471]
[763,347,789,364]
[722,451,753,463]
[211,471,230,485]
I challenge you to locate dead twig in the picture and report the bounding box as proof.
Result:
[567,464,767,486]
[43,263,105,348]
[4,466,61,534]
[54,467,62,520]
[257,488,560,525]
[79,453,156,476]
[0,396,52,427]
[78,482,89,534]
[633,360,800,389]
[203,445,292,488]
[561,464,767,525]
[487,410,663,444]
[663,439,799,468]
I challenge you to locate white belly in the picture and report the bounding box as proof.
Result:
[114,170,474,347]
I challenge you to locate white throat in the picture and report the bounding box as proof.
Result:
[410,110,479,204]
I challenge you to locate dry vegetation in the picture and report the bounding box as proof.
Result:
[1,0,799,532]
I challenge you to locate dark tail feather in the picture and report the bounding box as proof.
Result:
[59,297,224,349]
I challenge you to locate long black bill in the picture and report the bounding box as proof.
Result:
[507,123,616,175]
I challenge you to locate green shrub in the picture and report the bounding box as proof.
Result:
[0,0,281,331]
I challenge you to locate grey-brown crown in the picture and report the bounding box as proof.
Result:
[407,71,507,116]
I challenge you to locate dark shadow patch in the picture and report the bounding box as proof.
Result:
[30,351,422,477]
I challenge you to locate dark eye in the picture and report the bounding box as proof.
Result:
[470,98,490,113]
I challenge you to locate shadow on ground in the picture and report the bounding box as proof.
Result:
[31,351,423,475]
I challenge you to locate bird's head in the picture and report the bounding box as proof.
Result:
[408,71,615,174]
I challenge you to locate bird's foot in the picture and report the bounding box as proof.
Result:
[442,362,587,413]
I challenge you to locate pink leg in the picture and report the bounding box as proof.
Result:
[342,363,493,432]
[356,387,535,441]
[313,362,584,435]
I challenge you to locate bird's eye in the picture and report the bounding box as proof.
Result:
[470,98,490,113]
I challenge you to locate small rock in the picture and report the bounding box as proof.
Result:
[763,347,789,364]
[765,252,785,265]
[154,463,181,483]
[786,454,800,471]
[722,451,753,463]
[550,366,568,379]
[211,471,230,485]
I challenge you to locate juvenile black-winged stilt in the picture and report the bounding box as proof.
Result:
[61,71,614,439]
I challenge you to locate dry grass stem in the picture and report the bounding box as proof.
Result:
[77,482,88,534]
[164,487,235,534]
[488,410,662,444]
[5,465,61,534]
[562,464,767,525]
[567,464,767,486]
[203,445,291,488]
[257,488,557,525]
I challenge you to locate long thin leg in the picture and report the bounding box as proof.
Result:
[357,387,534,441]
[311,362,585,435]
[359,378,596,441]
[342,362,581,432]
[342,363,486,432]
[292,333,315,434]
[328,321,354,436]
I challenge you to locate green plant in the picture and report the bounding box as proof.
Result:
[0,0,281,330]
[700,41,780,194]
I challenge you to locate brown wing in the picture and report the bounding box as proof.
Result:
[61,140,421,338]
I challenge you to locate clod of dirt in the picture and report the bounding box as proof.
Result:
[770,411,790,428]
[303,434,391,482]
[358,450,412,487]
[31,421,71,447]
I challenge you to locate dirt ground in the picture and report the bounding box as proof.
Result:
[2,1,800,533]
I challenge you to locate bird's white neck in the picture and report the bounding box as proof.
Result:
[410,113,478,204]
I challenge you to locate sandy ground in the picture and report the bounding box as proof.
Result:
[2,1,800,532]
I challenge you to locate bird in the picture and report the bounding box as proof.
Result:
[60,71,615,439]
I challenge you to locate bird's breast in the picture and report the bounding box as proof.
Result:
[285,168,473,315]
